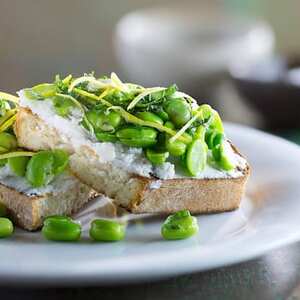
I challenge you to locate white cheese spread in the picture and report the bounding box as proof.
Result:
[149,180,162,189]
[0,165,77,196]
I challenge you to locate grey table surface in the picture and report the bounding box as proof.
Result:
[2,241,300,300]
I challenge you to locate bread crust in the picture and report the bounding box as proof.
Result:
[15,108,250,214]
[130,167,249,213]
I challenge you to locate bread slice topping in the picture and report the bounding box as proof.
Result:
[17,73,247,180]
[0,73,249,215]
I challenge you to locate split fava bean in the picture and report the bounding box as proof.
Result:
[86,110,122,132]
[25,150,69,187]
[89,219,126,242]
[164,121,175,129]
[8,156,30,177]
[95,132,118,142]
[0,217,14,238]
[166,139,186,156]
[146,148,169,165]
[0,132,17,153]
[52,149,69,175]
[116,126,157,148]
[156,108,169,121]
[186,139,208,176]
[212,143,235,171]
[42,216,81,242]
[205,130,224,149]
[209,110,224,133]
[26,151,55,187]
[164,99,191,128]
[161,210,199,240]
[136,111,164,125]
[194,125,206,141]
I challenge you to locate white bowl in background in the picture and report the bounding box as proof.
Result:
[114,4,274,100]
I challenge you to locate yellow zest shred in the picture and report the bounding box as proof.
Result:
[0,114,17,133]
[72,87,113,107]
[169,104,212,143]
[108,106,191,144]
[0,151,35,160]
[72,87,191,143]
[174,91,198,105]
[56,93,86,114]
[0,92,19,104]
[110,72,130,92]
[68,76,101,93]
[169,112,201,143]
[127,87,165,110]
[62,74,72,85]
[0,109,17,127]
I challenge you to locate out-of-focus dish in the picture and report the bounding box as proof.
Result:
[115,4,274,102]
[231,56,300,130]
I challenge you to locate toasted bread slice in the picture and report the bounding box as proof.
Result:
[0,172,97,231]
[15,108,249,214]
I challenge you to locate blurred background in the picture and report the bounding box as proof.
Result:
[1,0,300,137]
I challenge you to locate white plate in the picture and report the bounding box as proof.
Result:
[1,124,300,286]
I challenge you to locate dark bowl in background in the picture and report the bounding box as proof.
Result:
[230,56,300,130]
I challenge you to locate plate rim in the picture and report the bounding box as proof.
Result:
[1,123,300,286]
